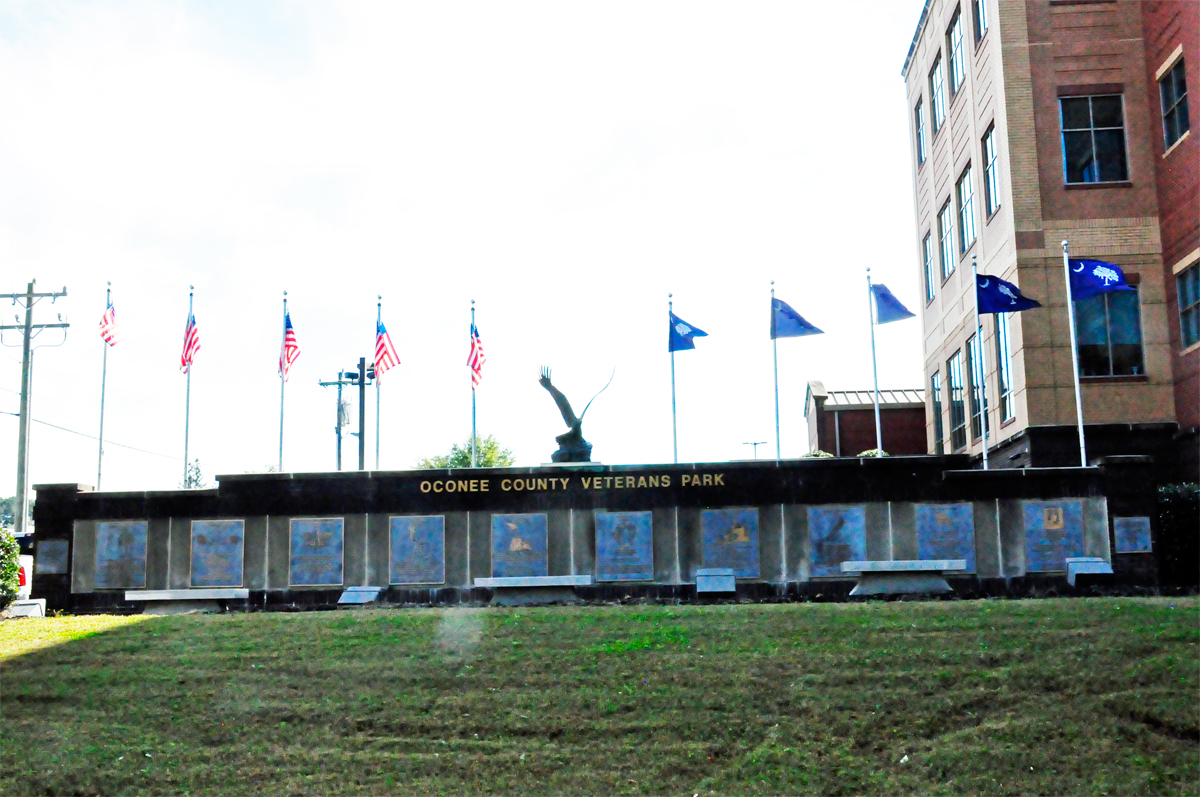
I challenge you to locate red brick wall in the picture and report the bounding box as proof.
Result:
[818,408,927,457]
[1142,1,1200,429]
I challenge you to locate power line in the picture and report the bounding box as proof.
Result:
[0,410,180,460]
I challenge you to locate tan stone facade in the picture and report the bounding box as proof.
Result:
[902,0,1195,474]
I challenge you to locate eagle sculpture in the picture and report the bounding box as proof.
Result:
[538,366,613,463]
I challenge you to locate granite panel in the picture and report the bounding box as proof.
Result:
[1113,516,1152,553]
[808,505,866,577]
[595,511,654,581]
[35,539,69,574]
[1023,500,1085,572]
[701,508,760,578]
[916,503,976,572]
[289,518,345,586]
[491,514,548,578]
[94,520,147,589]
[390,515,446,584]
[190,519,245,587]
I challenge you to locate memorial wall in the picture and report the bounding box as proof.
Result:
[29,455,1160,610]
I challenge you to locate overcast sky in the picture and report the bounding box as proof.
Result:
[1,0,927,499]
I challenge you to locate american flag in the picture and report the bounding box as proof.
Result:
[279,312,301,380]
[375,320,399,379]
[180,312,200,373]
[467,322,485,389]
[98,299,119,346]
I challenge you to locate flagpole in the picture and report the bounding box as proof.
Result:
[471,300,477,468]
[97,282,110,490]
[183,285,193,484]
[771,282,780,462]
[866,268,883,457]
[972,255,990,470]
[1061,240,1087,466]
[279,291,287,473]
[375,296,382,470]
[669,293,678,464]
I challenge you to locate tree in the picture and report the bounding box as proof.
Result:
[0,496,14,530]
[416,435,515,469]
[0,528,19,610]
[181,459,207,489]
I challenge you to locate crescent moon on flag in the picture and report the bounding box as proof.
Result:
[980,279,990,288]
[1072,262,1085,273]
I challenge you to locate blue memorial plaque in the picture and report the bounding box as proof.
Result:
[1023,501,1084,572]
[35,539,70,574]
[916,503,975,573]
[95,521,147,589]
[1113,516,1152,554]
[191,520,245,587]
[701,508,759,578]
[289,518,344,586]
[596,511,654,581]
[390,515,446,584]
[491,514,548,578]
[808,505,866,577]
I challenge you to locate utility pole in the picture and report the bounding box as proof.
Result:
[1,280,69,536]
[319,371,355,471]
[345,358,375,471]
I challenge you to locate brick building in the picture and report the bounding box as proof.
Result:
[901,0,1198,480]
[804,382,927,456]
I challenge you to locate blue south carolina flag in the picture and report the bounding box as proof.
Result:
[870,284,915,324]
[668,312,707,352]
[1069,259,1134,300]
[976,274,1041,313]
[771,298,824,339]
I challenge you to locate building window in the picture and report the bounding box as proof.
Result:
[983,126,1000,216]
[996,311,1015,422]
[947,10,965,96]
[931,371,945,455]
[957,165,976,253]
[1178,263,1200,349]
[930,56,946,133]
[915,99,927,164]
[923,234,936,303]
[967,333,989,441]
[1160,58,1189,149]
[1074,288,1145,376]
[972,0,988,43]
[1060,95,1128,183]
[938,201,954,280]
[947,351,967,451]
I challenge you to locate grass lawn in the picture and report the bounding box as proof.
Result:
[2,598,1197,796]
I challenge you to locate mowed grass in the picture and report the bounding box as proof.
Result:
[1,599,1197,796]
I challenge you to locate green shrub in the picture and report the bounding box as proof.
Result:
[801,450,834,458]
[857,449,889,457]
[1158,483,1199,587]
[0,529,19,610]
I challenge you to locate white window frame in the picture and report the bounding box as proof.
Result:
[948,10,965,96]
[930,56,946,133]
[938,201,955,280]
[957,165,976,253]
[983,126,1000,216]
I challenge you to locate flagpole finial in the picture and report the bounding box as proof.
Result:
[1061,239,1069,251]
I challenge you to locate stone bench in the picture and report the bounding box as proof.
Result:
[1065,557,1113,587]
[696,568,735,593]
[125,588,249,614]
[473,575,594,606]
[840,560,967,596]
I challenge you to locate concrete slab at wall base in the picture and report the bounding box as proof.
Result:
[489,587,581,606]
[849,573,954,596]
[143,600,223,615]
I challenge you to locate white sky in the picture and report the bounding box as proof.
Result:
[1,0,927,498]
